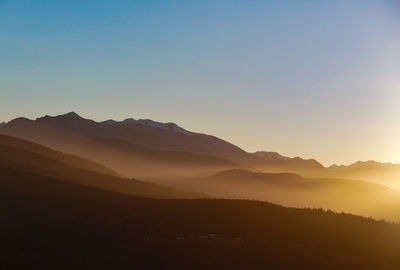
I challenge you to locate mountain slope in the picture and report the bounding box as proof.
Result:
[0,135,118,177]
[0,135,198,199]
[253,151,326,175]
[0,112,263,166]
[72,137,236,179]
[2,165,400,269]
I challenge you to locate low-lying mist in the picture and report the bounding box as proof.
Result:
[166,169,400,222]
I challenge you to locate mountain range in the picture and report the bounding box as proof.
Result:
[1,112,400,189]
[0,112,259,165]
[3,112,400,269]
[2,129,399,221]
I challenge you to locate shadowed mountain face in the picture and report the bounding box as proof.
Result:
[0,112,263,166]
[3,165,400,269]
[0,135,198,199]
[73,137,236,179]
[0,135,118,177]
[172,169,400,222]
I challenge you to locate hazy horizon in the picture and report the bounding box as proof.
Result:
[1,0,400,166]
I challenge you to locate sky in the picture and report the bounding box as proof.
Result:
[1,0,400,166]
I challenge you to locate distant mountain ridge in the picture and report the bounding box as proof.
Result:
[330,160,396,170]
[2,112,400,188]
[174,168,400,222]
[0,112,263,166]
[254,151,290,160]
[252,151,400,189]
[253,151,325,171]
[325,160,400,190]
[3,112,395,169]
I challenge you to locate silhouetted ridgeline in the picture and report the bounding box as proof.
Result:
[0,112,261,166]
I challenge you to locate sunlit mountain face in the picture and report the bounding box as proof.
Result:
[2,1,400,269]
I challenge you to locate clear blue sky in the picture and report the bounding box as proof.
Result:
[1,0,400,165]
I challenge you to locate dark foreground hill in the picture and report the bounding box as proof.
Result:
[2,166,400,270]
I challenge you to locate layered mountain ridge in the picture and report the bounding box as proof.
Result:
[2,112,400,189]
[0,112,261,166]
[0,135,198,199]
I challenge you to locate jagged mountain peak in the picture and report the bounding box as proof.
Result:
[9,112,193,136]
[64,111,80,117]
[36,111,84,121]
[7,117,31,125]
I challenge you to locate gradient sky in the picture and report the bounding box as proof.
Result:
[1,0,400,166]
